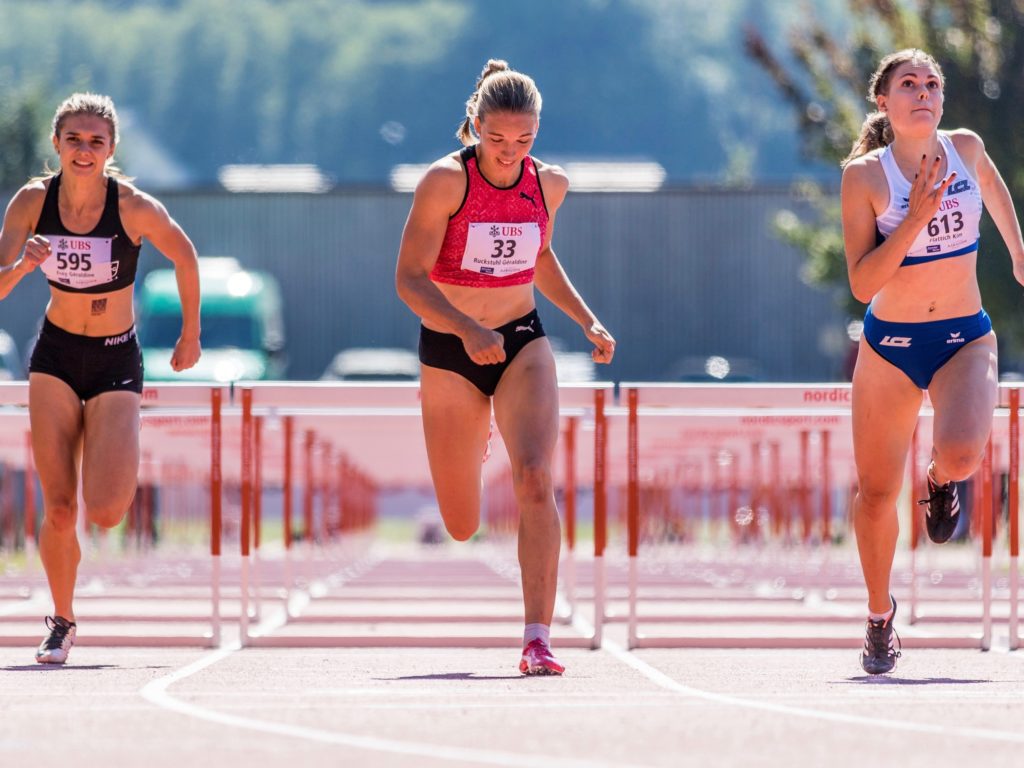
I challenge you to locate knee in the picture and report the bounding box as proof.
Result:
[44,501,78,533]
[443,520,478,542]
[85,497,132,529]
[855,483,900,521]
[438,506,479,542]
[513,462,553,508]
[934,443,984,482]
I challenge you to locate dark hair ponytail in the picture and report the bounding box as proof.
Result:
[841,112,893,168]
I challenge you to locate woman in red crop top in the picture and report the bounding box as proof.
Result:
[396,60,615,676]
[0,93,201,664]
[840,50,1024,675]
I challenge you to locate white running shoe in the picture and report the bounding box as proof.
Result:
[35,616,77,664]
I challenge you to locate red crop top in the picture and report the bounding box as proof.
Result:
[430,145,549,288]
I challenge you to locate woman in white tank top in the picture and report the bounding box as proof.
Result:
[840,49,1024,675]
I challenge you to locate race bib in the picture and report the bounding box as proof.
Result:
[39,235,117,290]
[461,222,541,278]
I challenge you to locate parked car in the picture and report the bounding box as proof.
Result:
[138,257,286,382]
[320,347,419,381]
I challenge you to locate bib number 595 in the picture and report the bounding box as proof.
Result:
[56,252,93,271]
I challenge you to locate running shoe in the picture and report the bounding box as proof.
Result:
[918,468,960,543]
[519,638,565,676]
[35,615,76,664]
[859,596,901,675]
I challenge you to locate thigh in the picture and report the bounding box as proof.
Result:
[28,373,84,508]
[927,331,998,448]
[851,340,924,494]
[419,364,493,520]
[493,338,559,468]
[81,391,142,505]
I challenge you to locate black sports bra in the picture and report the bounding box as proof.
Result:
[34,173,141,294]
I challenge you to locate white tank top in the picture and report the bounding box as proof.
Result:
[875,132,983,267]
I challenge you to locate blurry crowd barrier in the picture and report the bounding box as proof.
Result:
[0,381,1019,650]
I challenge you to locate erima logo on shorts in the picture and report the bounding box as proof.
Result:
[880,336,912,348]
[947,332,965,345]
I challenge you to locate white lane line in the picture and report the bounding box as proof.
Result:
[140,638,650,767]
[597,634,1024,744]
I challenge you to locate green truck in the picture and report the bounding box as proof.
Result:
[137,257,286,381]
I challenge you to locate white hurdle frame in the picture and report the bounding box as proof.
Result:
[617,382,1020,651]
[0,381,225,648]
[234,381,611,649]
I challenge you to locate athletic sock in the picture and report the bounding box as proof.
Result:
[868,598,894,623]
[524,623,550,646]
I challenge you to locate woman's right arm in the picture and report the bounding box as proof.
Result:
[0,186,49,301]
[394,164,505,364]
[842,154,955,303]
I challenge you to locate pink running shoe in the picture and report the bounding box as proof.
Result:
[519,638,565,676]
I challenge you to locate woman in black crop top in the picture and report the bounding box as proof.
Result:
[0,93,202,664]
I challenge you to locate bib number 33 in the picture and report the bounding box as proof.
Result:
[461,222,540,278]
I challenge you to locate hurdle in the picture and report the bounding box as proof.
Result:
[483,383,613,648]
[0,382,226,648]
[551,383,614,647]
[1004,386,1020,651]
[233,381,611,649]
[617,382,1019,650]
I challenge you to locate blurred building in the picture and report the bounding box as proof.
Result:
[0,185,846,382]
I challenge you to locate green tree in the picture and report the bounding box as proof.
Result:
[746,0,1024,365]
[0,78,52,189]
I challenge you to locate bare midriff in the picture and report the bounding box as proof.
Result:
[425,281,536,332]
[869,253,982,322]
[44,284,136,335]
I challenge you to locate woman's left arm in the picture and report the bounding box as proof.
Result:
[128,191,202,371]
[533,165,615,363]
[968,131,1024,285]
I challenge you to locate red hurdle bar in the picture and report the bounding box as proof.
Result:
[24,430,35,553]
[821,430,832,543]
[593,387,608,649]
[1010,388,1020,651]
[981,436,994,651]
[626,387,640,648]
[210,387,223,647]
[240,387,254,645]
[562,415,578,618]
[909,423,921,622]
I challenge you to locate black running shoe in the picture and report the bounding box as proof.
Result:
[860,596,901,675]
[918,470,960,543]
[35,616,77,664]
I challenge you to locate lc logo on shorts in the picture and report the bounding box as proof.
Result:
[880,336,912,348]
